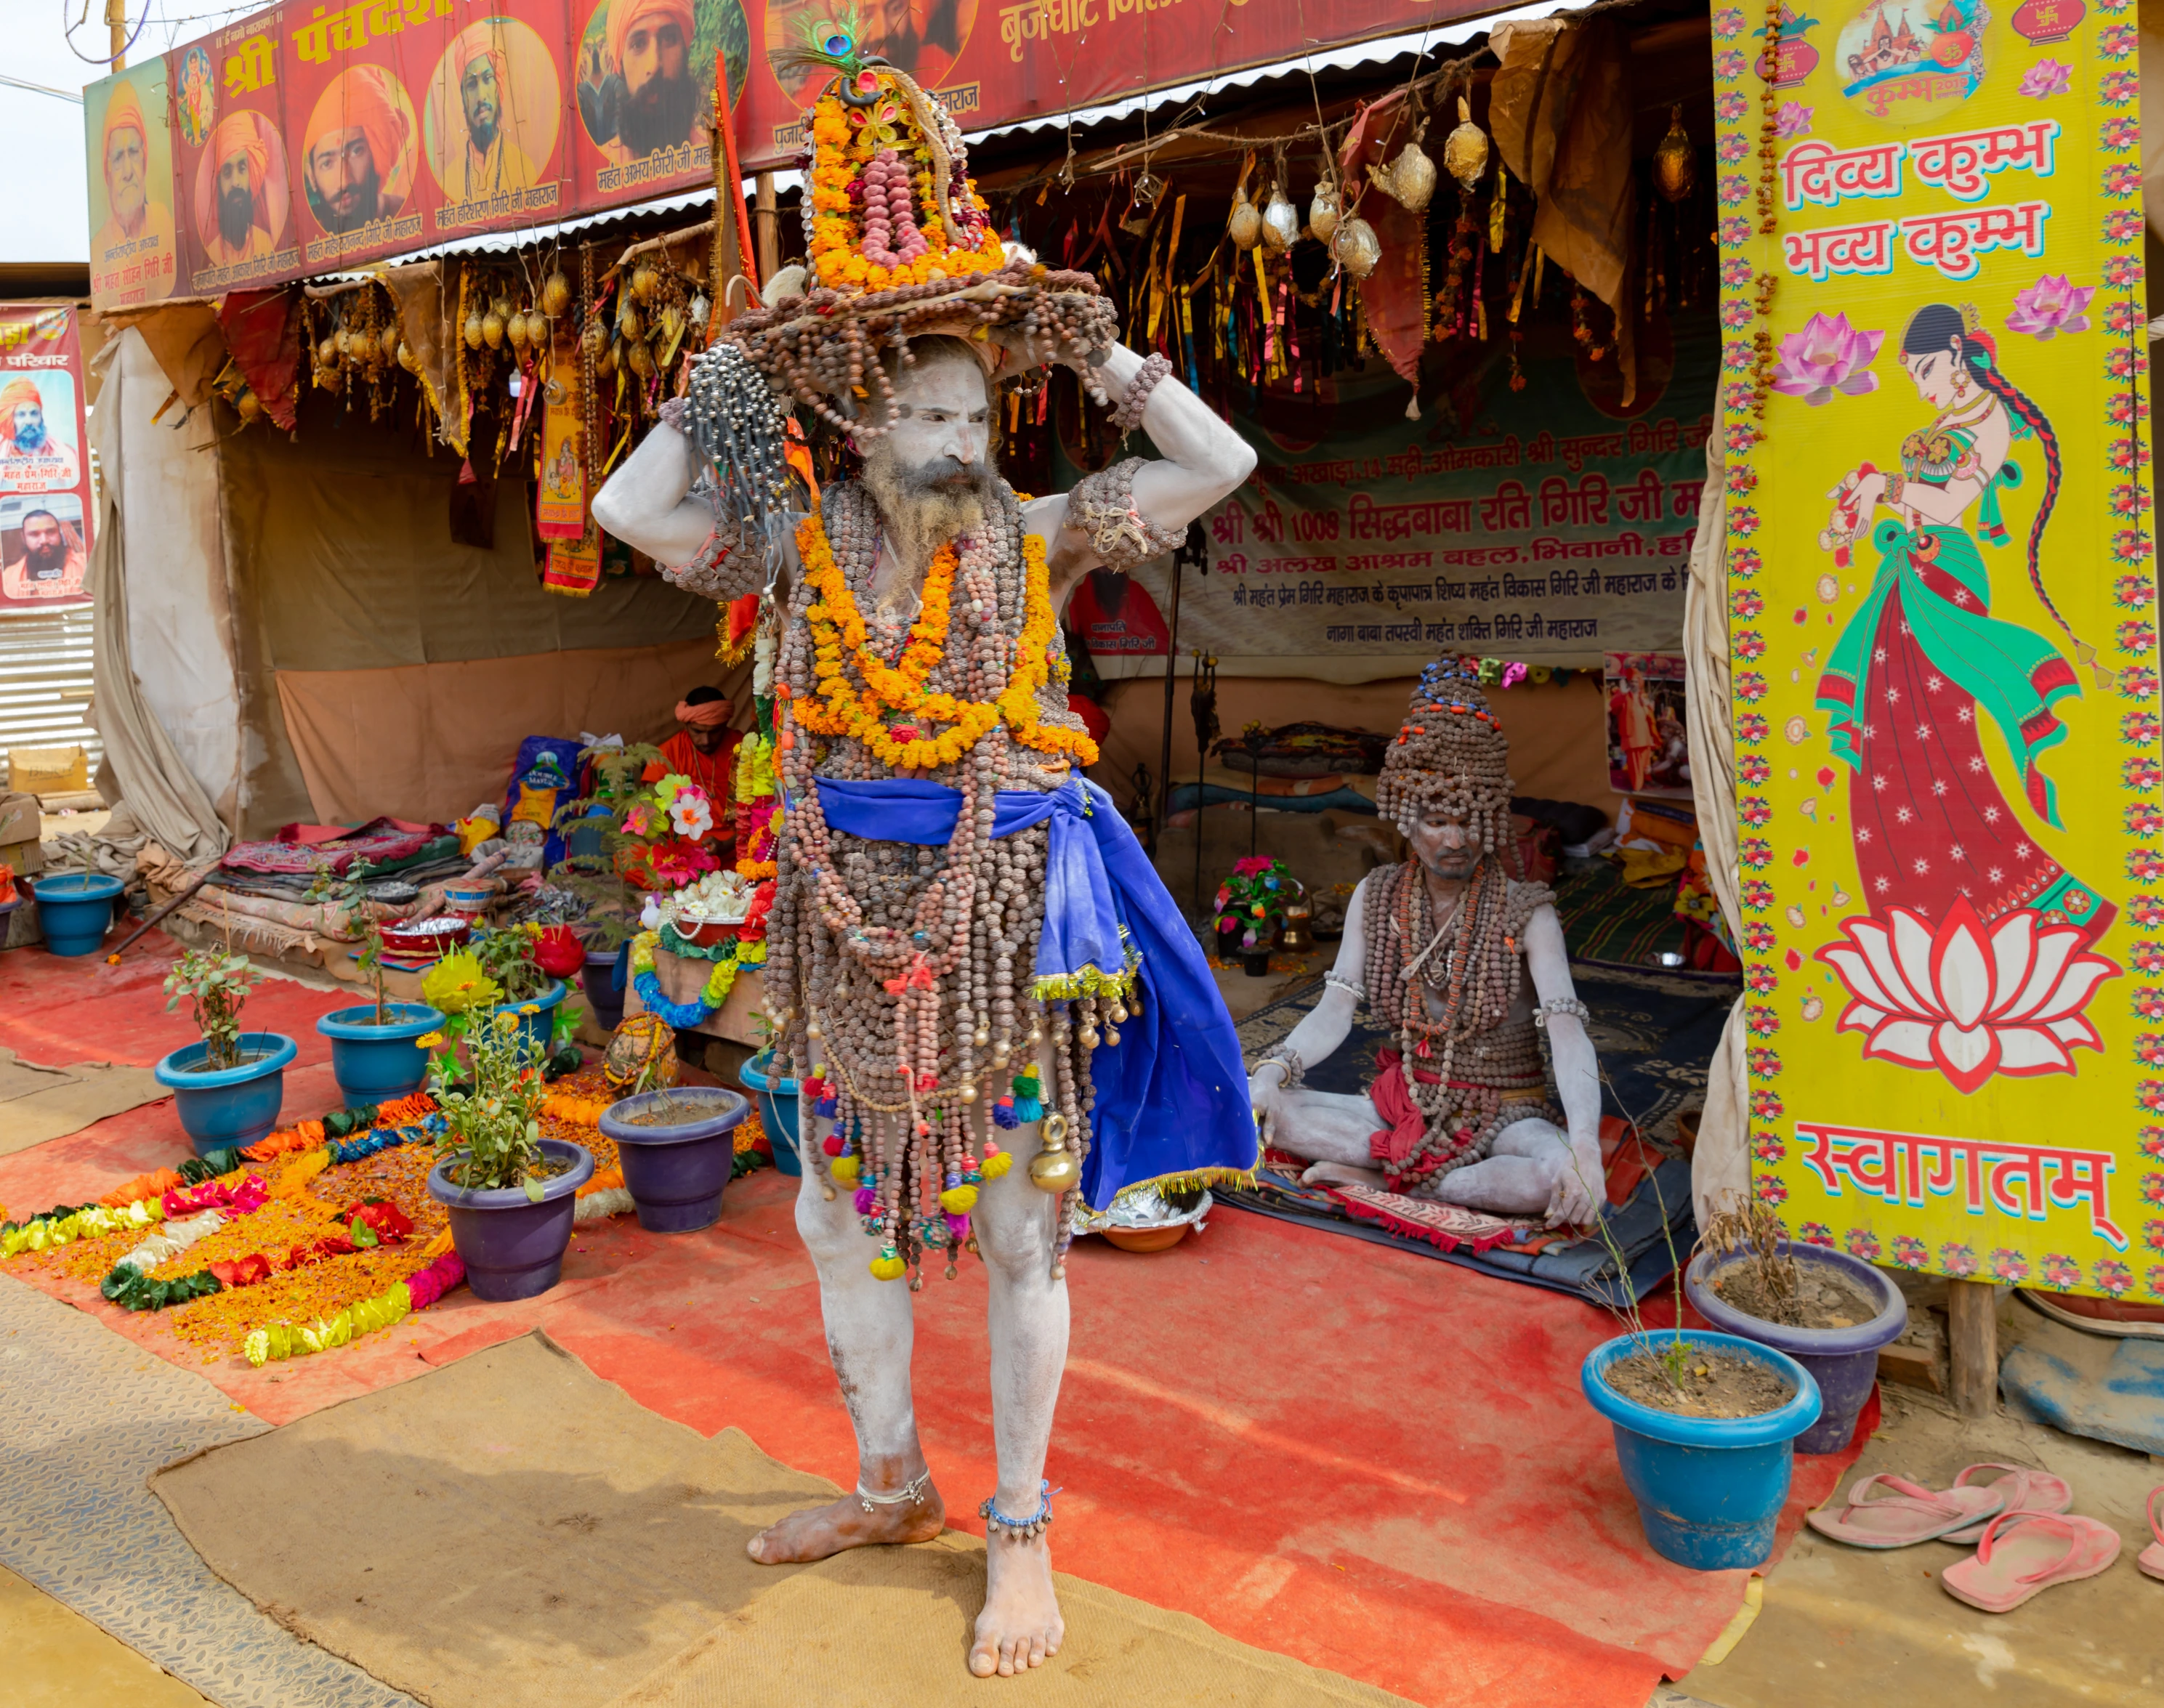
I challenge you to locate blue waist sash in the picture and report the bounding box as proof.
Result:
[810,775,1258,1207]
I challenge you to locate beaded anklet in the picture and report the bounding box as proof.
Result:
[980,1479,1056,1542]
[856,1468,934,1513]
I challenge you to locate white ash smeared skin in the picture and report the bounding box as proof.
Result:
[592,337,1252,1679]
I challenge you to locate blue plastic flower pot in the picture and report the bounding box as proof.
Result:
[315,1001,443,1109]
[426,1137,594,1301]
[484,980,566,1053]
[581,950,625,1033]
[32,873,125,956]
[600,1086,750,1233]
[153,1031,299,1157]
[1687,1242,1906,1455]
[740,1049,802,1176]
[1582,1329,1823,1571]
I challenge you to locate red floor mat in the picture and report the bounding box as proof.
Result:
[0,936,1871,1707]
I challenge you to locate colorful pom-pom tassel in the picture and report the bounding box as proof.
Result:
[823,1133,844,1157]
[939,1183,979,1213]
[869,1247,908,1281]
[830,1154,860,1184]
[945,1212,972,1241]
[980,1145,1013,1179]
[852,1185,878,1215]
[815,1094,839,1119]
[1014,1094,1043,1124]
[991,1096,1019,1130]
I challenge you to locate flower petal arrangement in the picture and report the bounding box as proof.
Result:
[1815,899,2122,1093]
[1770,312,1884,406]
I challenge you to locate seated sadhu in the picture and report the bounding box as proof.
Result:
[1248,659,1607,1226]
[658,684,742,809]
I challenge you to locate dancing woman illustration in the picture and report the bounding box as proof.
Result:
[1816,301,2113,944]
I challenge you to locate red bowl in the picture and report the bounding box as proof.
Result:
[673,917,736,949]
[379,918,471,956]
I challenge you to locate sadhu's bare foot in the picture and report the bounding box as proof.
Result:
[746,1478,945,1564]
[1301,1158,1382,1191]
[969,1534,1064,1677]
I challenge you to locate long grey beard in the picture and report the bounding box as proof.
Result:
[858,450,990,608]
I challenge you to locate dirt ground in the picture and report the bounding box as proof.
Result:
[1674,1381,2163,1706]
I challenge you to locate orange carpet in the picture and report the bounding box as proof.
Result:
[0,934,1871,1707]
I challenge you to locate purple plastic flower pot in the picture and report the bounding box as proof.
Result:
[1685,1242,1907,1455]
[426,1137,594,1301]
[581,949,625,1032]
[599,1087,749,1234]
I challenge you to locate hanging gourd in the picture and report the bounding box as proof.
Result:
[1228,184,1262,251]
[1368,114,1437,214]
[1260,182,1300,251]
[1654,105,1696,204]
[1332,214,1381,278]
[1307,175,1341,244]
[1442,96,1489,195]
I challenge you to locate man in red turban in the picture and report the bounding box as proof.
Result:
[589,0,702,166]
[90,80,175,302]
[306,65,411,235]
[205,113,277,267]
[657,684,742,813]
[441,20,537,202]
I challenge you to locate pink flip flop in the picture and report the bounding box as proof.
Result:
[1807,1473,2008,1549]
[1942,1462,2075,1545]
[2141,1488,2164,1582]
[1941,1511,2122,1613]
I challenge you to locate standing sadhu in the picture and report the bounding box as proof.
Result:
[593,46,1258,1677]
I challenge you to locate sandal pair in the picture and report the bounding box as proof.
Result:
[1942,1510,2121,1613]
[1807,1462,2071,1550]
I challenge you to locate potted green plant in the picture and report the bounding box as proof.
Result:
[153,947,298,1155]
[312,857,443,1108]
[466,923,571,1051]
[421,1009,593,1300]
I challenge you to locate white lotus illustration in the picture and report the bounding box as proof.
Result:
[1815,899,2119,1094]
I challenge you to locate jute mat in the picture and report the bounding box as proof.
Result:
[0,1045,167,1155]
[150,1332,1410,1708]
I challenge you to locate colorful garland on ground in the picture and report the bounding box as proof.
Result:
[628,928,767,1026]
[243,1250,466,1367]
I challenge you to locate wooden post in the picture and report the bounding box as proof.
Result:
[107,0,127,67]
[1947,1279,1998,1417]
[754,172,780,286]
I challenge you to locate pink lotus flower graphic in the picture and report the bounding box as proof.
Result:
[1772,313,1884,406]
[1817,898,2121,1094]
[2006,275,2094,340]
[2019,59,2072,98]
[1891,1235,1929,1270]
[2040,1254,2083,1289]
[1775,101,1812,138]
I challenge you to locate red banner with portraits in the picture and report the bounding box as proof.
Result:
[87,0,1474,309]
[0,307,94,610]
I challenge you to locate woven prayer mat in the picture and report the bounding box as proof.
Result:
[151,1330,1411,1708]
[0,1273,412,1708]
[0,1046,168,1157]
[1552,857,1693,969]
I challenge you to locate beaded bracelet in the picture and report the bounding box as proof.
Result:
[981,1479,1056,1542]
[1324,971,1366,1004]
[1108,352,1174,434]
[1532,996,1591,1029]
[1253,1040,1305,1090]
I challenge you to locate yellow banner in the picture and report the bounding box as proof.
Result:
[1710,1,2161,1300]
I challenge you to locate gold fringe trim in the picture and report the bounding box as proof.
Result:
[1089,1162,1260,1217]
[1031,963,1139,1003]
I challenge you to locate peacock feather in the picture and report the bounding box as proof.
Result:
[767,10,873,91]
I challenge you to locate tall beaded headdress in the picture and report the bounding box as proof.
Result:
[1373,657,1516,850]
[711,31,1121,440]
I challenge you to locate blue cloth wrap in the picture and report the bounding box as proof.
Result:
[810,776,1258,1207]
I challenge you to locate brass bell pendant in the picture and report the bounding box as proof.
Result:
[1028,1112,1081,1194]
[1442,97,1489,195]
[1654,105,1696,205]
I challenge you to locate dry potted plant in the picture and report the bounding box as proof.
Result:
[153,946,298,1154]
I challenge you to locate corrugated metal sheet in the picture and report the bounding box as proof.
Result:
[0,604,100,786]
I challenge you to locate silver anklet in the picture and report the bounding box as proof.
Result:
[980,1479,1056,1541]
[857,1468,932,1513]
